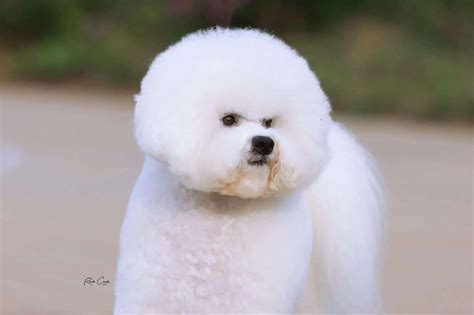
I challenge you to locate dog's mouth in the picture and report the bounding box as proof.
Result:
[247,154,267,166]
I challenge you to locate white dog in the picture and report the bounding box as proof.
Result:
[114,28,383,314]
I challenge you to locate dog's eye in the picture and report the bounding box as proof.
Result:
[222,114,237,126]
[263,119,273,128]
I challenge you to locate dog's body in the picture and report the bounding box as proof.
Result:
[115,28,383,313]
[115,158,312,312]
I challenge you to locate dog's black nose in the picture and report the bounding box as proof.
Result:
[252,136,274,156]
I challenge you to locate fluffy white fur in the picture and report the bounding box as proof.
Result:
[115,28,383,314]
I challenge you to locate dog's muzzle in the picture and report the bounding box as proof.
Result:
[248,154,267,166]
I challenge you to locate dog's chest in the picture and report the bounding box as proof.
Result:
[118,200,312,312]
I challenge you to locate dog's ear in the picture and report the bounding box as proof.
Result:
[306,124,384,312]
[133,92,168,163]
[133,93,149,155]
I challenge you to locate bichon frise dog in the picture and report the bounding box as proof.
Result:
[114,28,383,314]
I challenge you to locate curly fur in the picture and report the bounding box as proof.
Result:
[115,28,383,314]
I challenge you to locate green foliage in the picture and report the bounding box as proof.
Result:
[284,20,473,120]
[0,0,472,120]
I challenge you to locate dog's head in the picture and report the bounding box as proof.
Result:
[135,28,331,198]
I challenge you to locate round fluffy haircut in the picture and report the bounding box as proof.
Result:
[135,28,331,198]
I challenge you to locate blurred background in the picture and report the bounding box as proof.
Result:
[1,0,473,119]
[1,1,472,314]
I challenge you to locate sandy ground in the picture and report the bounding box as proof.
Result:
[1,85,472,314]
